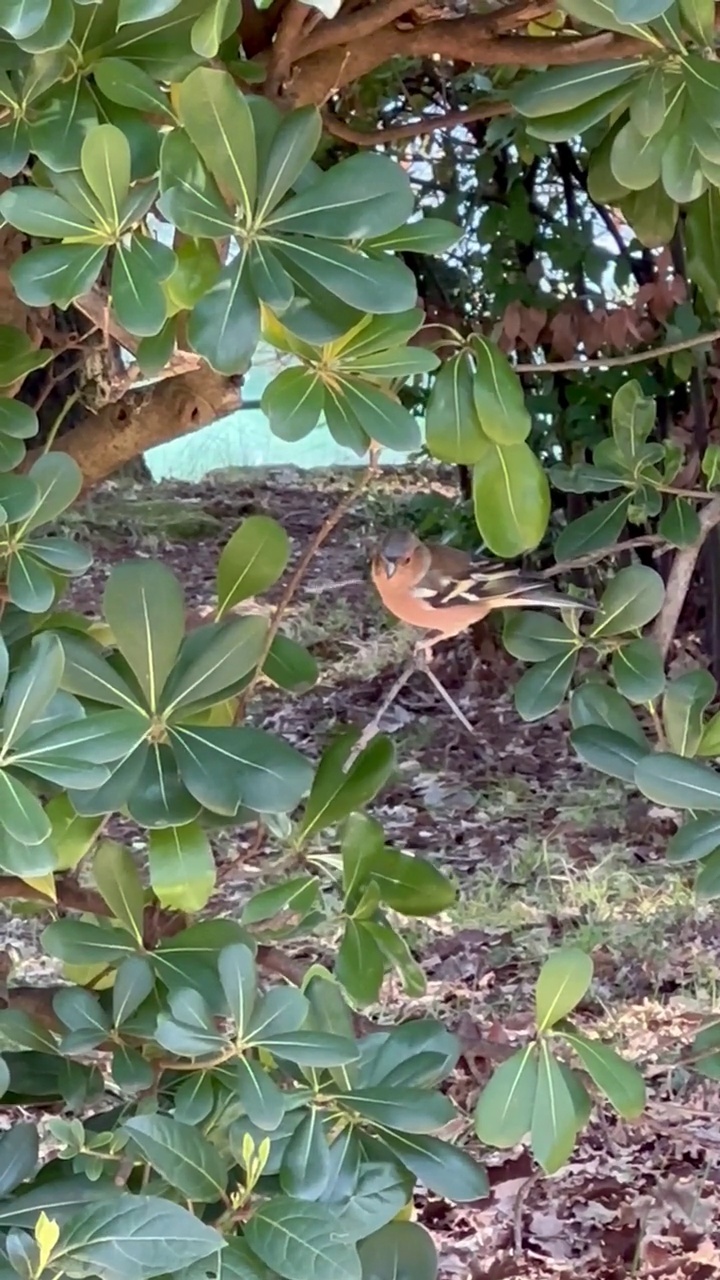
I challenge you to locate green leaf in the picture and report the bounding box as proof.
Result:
[536,948,593,1031]
[112,956,155,1026]
[0,1010,56,1053]
[262,1030,359,1067]
[94,58,173,117]
[374,1131,488,1202]
[359,847,455,916]
[700,709,720,755]
[0,772,50,845]
[10,243,105,309]
[148,823,216,912]
[122,1115,228,1203]
[111,237,173,338]
[242,875,319,929]
[555,495,631,560]
[171,724,312,814]
[559,1026,646,1119]
[264,634,318,693]
[187,253,261,376]
[635,752,720,809]
[256,105,321,217]
[470,337,531,444]
[93,840,144,943]
[174,1073,214,1126]
[474,1045,538,1148]
[678,0,715,43]
[337,919,385,1005]
[610,117,667,191]
[358,1224,436,1280]
[177,67,256,219]
[3,631,63,750]
[472,438,550,556]
[103,561,185,711]
[611,638,665,703]
[612,378,655,462]
[334,378,420,452]
[0,186,99,241]
[629,65,667,135]
[276,238,416,315]
[570,682,647,743]
[338,1086,455,1134]
[42,919,138,965]
[503,612,578,662]
[531,1044,578,1174]
[268,152,414,240]
[366,217,460,255]
[425,352,485,464]
[80,124,130,228]
[52,1194,223,1279]
[667,813,720,863]
[217,516,289,614]
[570,725,649,783]
[57,635,142,711]
[659,497,701,547]
[153,919,250,999]
[244,1199,360,1280]
[262,367,324,442]
[164,615,267,711]
[365,922,425,998]
[24,451,82,531]
[217,941,256,1036]
[514,651,577,722]
[0,1125,38,1196]
[280,1110,331,1199]
[663,670,716,756]
[300,733,395,841]
[696,848,720,897]
[590,565,665,636]
[510,60,644,117]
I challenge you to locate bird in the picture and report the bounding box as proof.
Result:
[371,528,595,656]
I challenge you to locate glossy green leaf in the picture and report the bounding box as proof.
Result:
[276,237,416,316]
[217,516,289,615]
[475,1045,538,1148]
[358,1223,436,1280]
[93,840,144,943]
[473,438,550,557]
[111,236,173,338]
[268,152,414,240]
[256,105,321,217]
[359,847,454,916]
[0,1125,38,1196]
[554,495,631,560]
[337,1086,455,1134]
[470,337,530,444]
[570,725,649,783]
[0,771,50,845]
[590,565,665,637]
[659,497,701,547]
[570,682,647,744]
[148,823,215,912]
[334,378,420,452]
[425,352,484,464]
[280,1110,331,1199]
[50,1195,223,1279]
[503,612,578,662]
[611,638,665,703]
[164,614,267,711]
[687,189,720,311]
[3,631,63,750]
[536,948,593,1031]
[663,669,716,757]
[262,367,324,442]
[24,451,82,531]
[531,1044,578,1174]
[0,187,98,239]
[264,634,318,693]
[171,724,311,814]
[511,60,643,117]
[244,1199,361,1280]
[300,732,394,841]
[122,1115,228,1202]
[678,0,715,42]
[42,919,138,965]
[80,125,130,228]
[337,919,385,1006]
[112,956,155,1027]
[560,1025,646,1118]
[177,67,256,219]
[374,1131,488,1202]
[0,1010,56,1053]
[667,813,720,863]
[366,217,460,255]
[94,58,173,117]
[103,561,185,711]
[514,651,576,722]
[188,253,261,375]
[635,752,720,809]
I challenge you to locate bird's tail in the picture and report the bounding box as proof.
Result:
[481,574,596,611]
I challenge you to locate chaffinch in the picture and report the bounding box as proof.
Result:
[371,528,594,652]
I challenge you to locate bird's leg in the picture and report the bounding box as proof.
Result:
[413,636,475,737]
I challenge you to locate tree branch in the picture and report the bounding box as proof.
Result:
[26,365,242,490]
[653,495,720,661]
[322,98,511,145]
[266,0,312,98]
[290,26,655,106]
[515,326,720,374]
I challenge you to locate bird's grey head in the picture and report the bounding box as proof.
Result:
[377,529,418,577]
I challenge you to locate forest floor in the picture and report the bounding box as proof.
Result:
[9,466,720,1280]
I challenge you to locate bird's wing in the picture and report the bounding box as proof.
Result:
[413,559,595,612]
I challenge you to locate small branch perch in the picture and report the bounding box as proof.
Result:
[653,494,720,660]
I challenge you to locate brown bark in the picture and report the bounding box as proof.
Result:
[26,365,241,490]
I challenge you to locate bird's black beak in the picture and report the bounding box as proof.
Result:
[382,555,397,579]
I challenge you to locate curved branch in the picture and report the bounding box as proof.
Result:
[322,98,511,144]
[653,495,720,660]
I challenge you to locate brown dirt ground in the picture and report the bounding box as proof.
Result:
[6,467,720,1280]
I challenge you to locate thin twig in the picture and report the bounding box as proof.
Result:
[422,664,475,736]
[653,493,720,660]
[234,454,380,721]
[322,99,511,145]
[42,388,83,454]
[514,326,720,374]
[543,535,667,578]
[349,661,416,763]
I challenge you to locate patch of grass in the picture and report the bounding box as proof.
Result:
[63,497,222,544]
